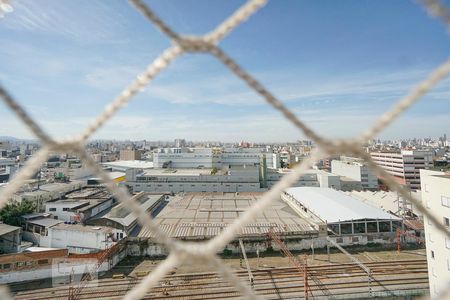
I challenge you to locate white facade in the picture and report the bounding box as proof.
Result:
[331,156,378,190]
[127,166,261,193]
[266,169,341,189]
[153,147,280,169]
[420,169,450,299]
[45,201,87,222]
[40,224,124,253]
[370,150,433,190]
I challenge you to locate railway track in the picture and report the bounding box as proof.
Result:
[14,259,428,300]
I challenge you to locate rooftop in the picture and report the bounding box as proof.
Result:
[139,192,316,239]
[51,223,113,233]
[25,217,63,228]
[285,187,401,223]
[0,223,21,236]
[102,160,154,170]
[65,187,111,199]
[102,193,164,227]
[87,171,126,181]
[46,200,88,209]
[141,169,216,176]
[346,190,422,217]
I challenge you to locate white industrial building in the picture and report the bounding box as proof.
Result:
[282,187,402,244]
[153,147,280,169]
[88,193,165,234]
[44,187,115,222]
[20,213,123,253]
[0,158,16,183]
[266,169,341,189]
[370,149,433,190]
[331,156,378,190]
[420,169,450,299]
[126,165,262,193]
[102,160,154,172]
[346,190,422,218]
[39,223,122,253]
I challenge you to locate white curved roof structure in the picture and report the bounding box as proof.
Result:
[285,187,401,223]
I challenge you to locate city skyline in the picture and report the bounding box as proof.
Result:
[1,0,450,142]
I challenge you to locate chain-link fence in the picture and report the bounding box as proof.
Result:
[1,0,450,299]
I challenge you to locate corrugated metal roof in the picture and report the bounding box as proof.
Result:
[26,218,63,228]
[0,223,21,236]
[285,187,401,223]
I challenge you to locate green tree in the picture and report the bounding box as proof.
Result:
[0,200,36,226]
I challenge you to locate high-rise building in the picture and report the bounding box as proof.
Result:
[420,169,450,298]
[174,139,186,148]
[370,149,433,190]
[119,149,141,161]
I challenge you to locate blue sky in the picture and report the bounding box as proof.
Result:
[0,0,449,142]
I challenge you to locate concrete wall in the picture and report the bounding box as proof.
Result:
[421,169,450,299]
[0,229,21,254]
[42,227,124,253]
[0,244,127,284]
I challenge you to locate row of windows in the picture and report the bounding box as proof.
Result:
[48,207,71,212]
[428,233,450,248]
[0,259,49,270]
[328,221,399,235]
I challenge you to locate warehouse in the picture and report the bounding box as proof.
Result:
[282,187,402,243]
[87,192,165,234]
[136,192,320,255]
[126,165,262,193]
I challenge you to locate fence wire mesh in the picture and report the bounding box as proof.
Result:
[1,0,450,299]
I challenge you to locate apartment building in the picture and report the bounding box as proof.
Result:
[331,156,378,190]
[420,169,450,299]
[370,149,433,190]
[119,149,141,161]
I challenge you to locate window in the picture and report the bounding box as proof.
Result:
[431,250,435,259]
[37,259,48,265]
[354,223,366,234]
[16,262,25,267]
[62,208,70,211]
[340,223,352,234]
[444,217,450,227]
[442,196,450,208]
[379,221,391,232]
[48,208,56,212]
[1,263,10,269]
[328,224,339,235]
[367,222,378,233]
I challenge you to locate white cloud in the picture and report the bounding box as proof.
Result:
[2,0,132,42]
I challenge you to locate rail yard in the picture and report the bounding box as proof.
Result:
[13,250,428,299]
